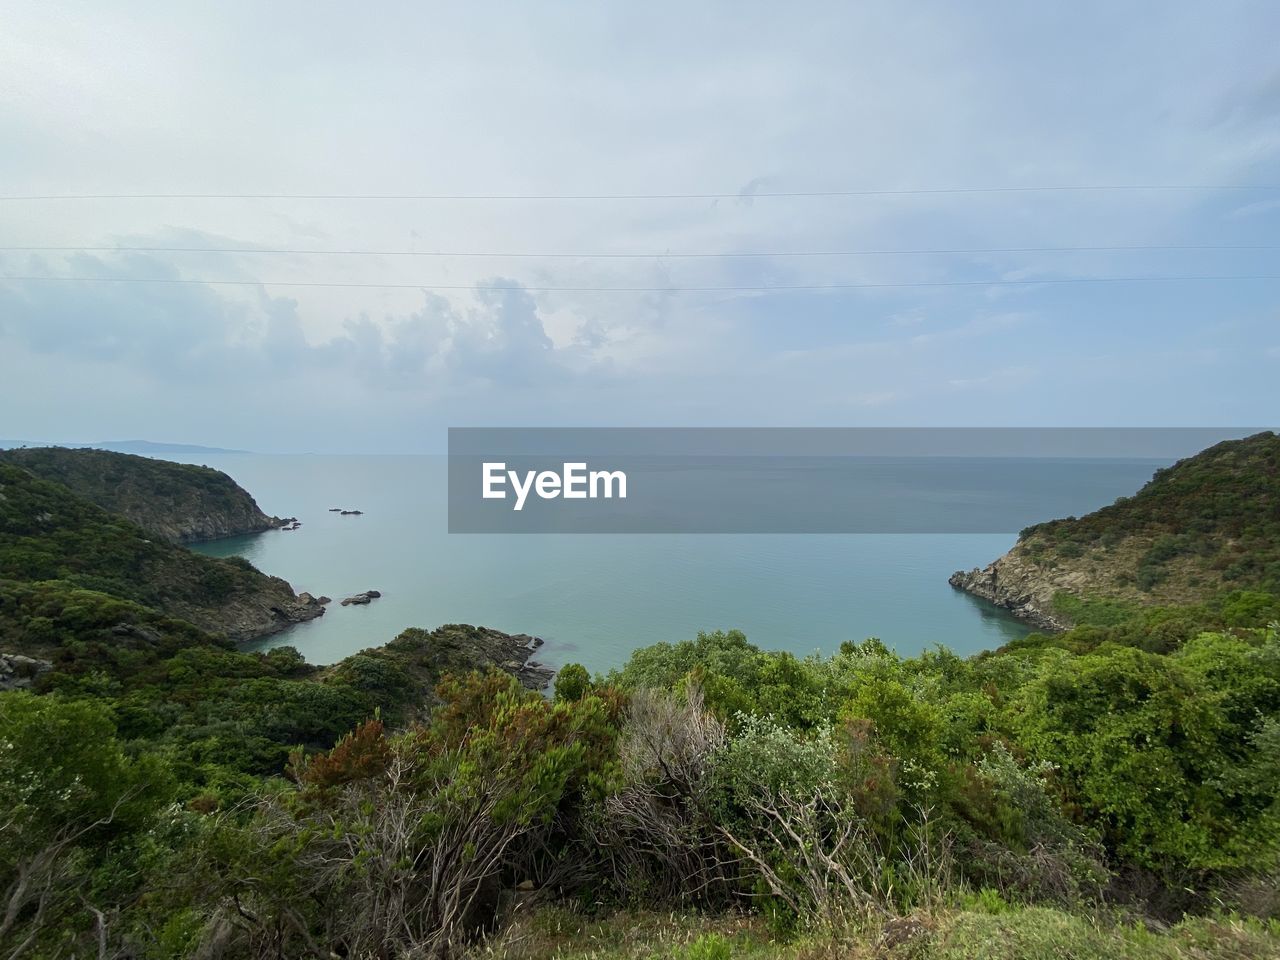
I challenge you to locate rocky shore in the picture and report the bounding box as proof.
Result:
[394,623,552,693]
[326,624,554,721]
[948,554,1069,632]
[171,577,328,643]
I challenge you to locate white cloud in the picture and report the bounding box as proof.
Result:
[1,1,1279,446]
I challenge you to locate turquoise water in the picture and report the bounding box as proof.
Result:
[183,454,1051,671]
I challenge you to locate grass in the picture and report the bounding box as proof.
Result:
[470,904,1280,960]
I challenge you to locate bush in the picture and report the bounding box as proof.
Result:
[180,671,621,957]
[0,693,174,951]
[554,662,592,702]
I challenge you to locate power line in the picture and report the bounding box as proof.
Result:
[0,184,1278,202]
[3,274,1278,294]
[1,243,1276,260]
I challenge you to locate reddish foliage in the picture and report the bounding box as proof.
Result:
[296,717,392,788]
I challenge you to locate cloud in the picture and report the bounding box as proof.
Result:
[0,258,597,393]
[1228,198,1280,219]
[2,3,1279,446]
[946,366,1036,391]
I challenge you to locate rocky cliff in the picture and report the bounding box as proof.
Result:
[949,554,1075,631]
[950,431,1280,629]
[0,446,284,544]
[0,463,320,641]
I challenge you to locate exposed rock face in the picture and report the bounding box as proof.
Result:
[0,652,53,691]
[340,590,382,606]
[504,632,552,689]
[949,551,1070,632]
[0,446,287,544]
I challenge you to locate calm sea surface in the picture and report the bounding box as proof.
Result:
[180,454,1157,672]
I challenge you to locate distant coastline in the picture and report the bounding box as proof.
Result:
[0,439,252,455]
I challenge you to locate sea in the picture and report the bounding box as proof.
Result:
[169,453,1172,673]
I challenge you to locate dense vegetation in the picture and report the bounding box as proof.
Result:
[0,447,280,544]
[3,599,1277,957]
[1,443,1278,957]
[1020,431,1280,600]
[0,463,307,640]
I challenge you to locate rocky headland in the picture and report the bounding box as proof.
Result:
[0,446,290,544]
[0,461,323,642]
[948,554,1071,631]
[950,432,1280,629]
[321,623,552,722]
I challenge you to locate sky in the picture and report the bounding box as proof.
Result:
[1,1,1278,453]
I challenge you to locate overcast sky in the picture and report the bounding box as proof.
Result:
[2,1,1278,452]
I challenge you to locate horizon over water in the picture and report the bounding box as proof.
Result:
[179,453,1161,673]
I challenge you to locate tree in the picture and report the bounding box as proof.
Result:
[0,693,171,952]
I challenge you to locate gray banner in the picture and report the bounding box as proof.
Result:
[447,427,1267,533]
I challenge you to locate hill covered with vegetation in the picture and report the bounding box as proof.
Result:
[0,462,320,640]
[0,441,1277,958]
[0,446,285,543]
[951,431,1280,629]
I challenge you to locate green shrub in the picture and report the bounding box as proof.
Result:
[555,662,592,702]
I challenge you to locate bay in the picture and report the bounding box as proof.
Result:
[179,454,1152,672]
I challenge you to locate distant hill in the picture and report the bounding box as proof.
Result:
[951,431,1280,628]
[0,463,322,641]
[0,447,282,544]
[91,440,253,455]
[0,439,251,455]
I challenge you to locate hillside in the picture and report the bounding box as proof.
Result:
[0,446,283,543]
[0,462,321,640]
[951,431,1280,628]
[1,461,1277,957]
